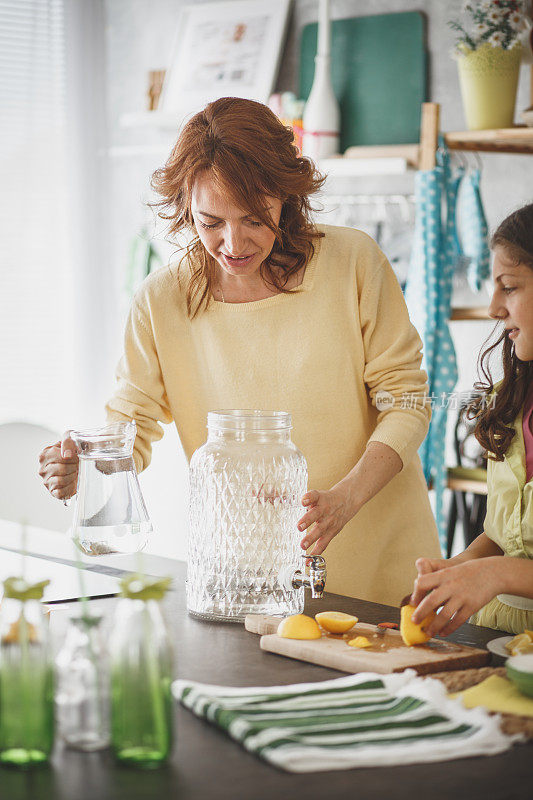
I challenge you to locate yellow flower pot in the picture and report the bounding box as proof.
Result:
[457,43,522,130]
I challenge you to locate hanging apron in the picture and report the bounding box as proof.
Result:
[405,140,460,550]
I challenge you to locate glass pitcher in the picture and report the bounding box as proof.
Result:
[70,421,152,556]
[187,410,310,622]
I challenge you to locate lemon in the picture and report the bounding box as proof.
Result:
[400,604,436,646]
[506,633,530,654]
[348,636,372,648]
[315,611,358,634]
[277,614,322,640]
[507,633,533,656]
[514,643,533,655]
[1,618,38,645]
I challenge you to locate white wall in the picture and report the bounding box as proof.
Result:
[100,0,533,560]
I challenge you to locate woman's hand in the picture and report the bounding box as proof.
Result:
[38,433,79,501]
[296,442,403,556]
[297,486,355,555]
[410,557,504,637]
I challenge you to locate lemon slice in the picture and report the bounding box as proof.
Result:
[513,643,533,655]
[508,633,533,656]
[315,611,358,634]
[506,633,532,655]
[277,614,322,640]
[348,636,372,648]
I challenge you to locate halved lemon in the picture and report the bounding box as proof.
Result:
[315,611,358,634]
[277,614,322,640]
[506,633,533,656]
[514,643,533,655]
[506,633,530,654]
[348,636,372,648]
[400,604,436,646]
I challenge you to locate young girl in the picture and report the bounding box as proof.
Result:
[411,203,533,637]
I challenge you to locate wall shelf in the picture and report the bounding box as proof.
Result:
[447,473,488,496]
[342,144,419,166]
[116,115,412,173]
[319,156,409,176]
[120,111,182,130]
[106,145,170,158]
[444,126,533,155]
[342,126,533,162]
[449,307,491,321]
[120,109,533,157]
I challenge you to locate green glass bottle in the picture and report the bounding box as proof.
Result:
[110,574,173,768]
[0,578,54,768]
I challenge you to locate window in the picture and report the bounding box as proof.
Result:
[0,0,73,429]
[0,0,113,431]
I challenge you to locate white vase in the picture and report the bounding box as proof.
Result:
[302,0,340,161]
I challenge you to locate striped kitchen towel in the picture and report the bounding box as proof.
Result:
[172,670,520,772]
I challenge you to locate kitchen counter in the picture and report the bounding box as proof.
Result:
[0,522,530,800]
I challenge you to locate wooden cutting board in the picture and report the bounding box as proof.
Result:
[245,615,490,676]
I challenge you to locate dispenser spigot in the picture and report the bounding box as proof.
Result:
[287,555,327,599]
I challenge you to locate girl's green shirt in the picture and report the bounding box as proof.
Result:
[484,407,533,561]
[471,395,533,632]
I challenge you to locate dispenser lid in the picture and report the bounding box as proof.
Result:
[207,410,292,431]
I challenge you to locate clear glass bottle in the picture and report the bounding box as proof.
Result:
[0,578,54,767]
[187,410,308,622]
[110,575,173,768]
[70,421,152,556]
[55,610,110,751]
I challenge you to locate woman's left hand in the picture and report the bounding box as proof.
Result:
[297,486,354,555]
[410,557,504,637]
[297,442,402,556]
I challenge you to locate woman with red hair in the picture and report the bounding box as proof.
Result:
[39,97,440,604]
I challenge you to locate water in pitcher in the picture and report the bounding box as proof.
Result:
[70,422,152,556]
[75,522,152,556]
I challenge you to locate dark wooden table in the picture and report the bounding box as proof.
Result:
[0,529,529,800]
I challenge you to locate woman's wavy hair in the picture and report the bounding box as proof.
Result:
[150,97,325,317]
[467,203,533,459]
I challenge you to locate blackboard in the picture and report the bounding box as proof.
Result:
[299,11,428,150]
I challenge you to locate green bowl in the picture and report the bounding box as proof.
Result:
[506,653,533,697]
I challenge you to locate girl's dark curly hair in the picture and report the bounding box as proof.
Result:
[150,97,325,318]
[467,203,533,459]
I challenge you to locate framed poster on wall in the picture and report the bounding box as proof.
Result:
[159,0,291,122]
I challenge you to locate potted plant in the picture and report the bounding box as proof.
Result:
[449,0,527,130]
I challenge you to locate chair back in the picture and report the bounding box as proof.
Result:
[453,398,486,469]
[0,422,73,532]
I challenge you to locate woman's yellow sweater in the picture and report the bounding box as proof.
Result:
[106,225,440,604]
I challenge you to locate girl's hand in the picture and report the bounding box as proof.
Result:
[410,557,503,637]
[38,433,79,501]
[410,556,448,606]
[297,486,354,555]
